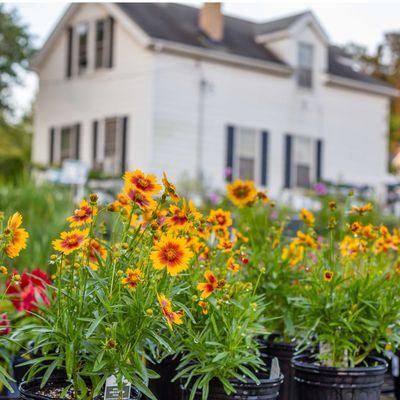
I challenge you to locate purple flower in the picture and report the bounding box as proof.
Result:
[270,210,278,220]
[314,182,328,196]
[224,167,233,179]
[208,191,221,205]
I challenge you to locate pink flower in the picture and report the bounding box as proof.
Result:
[6,269,51,312]
[224,167,233,179]
[314,182,328,196]
[0,314,11,336]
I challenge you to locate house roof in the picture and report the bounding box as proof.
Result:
[116,3,392,93]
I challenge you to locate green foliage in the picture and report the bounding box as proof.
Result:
[0,180,73,271]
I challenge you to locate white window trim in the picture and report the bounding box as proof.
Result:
[95,18,112,70]
[52,124,79,165]
[297,41,314,90]
[73,21,89,76]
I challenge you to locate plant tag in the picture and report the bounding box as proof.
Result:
[104,375,131,400]
[392,354,399,377]
[270,357,280,379]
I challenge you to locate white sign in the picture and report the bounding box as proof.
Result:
[104,375,131,400]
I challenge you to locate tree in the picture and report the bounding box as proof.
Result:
[0,4,33,116]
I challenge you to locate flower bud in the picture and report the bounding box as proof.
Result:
[146,308,153,316]
[89,193,98,204]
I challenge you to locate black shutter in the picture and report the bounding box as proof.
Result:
[284,134,293,189]
[92,120,98,165]
[261,131,269,186]
[226,125,235,182]
[75,124,81,159]
[66,27,73,78]
[108,17,115,69]
[316,139,323,182]
[121,117,128,174]
[49,128,55,164]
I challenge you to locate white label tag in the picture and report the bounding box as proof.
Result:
[270,357,281,379]
[104,375,131,400]
[392,354,399,377]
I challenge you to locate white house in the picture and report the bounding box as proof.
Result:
[31,3,397,197]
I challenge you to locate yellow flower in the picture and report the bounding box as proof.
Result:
[67,199,97,227]
[162,172,179,202]
[227,180,257,208]
[207,209,232,231]
[4,212,29,259]
[197,271,218,298]
[124,187,155,210]
[293,231,317,249]
[299,208,315,227]
[226,257,240,273]
[0,266,7,275]
[121,268,143,289]
[340,236,367,258]
[350,203,373,215]
[282,242,304,266]
[150,235,193,276]
[158,294,184,329]
[198,301,209,315]
[124,170,161,196]
[52,229,89,255]
[84,239,107,270]
[165,200,202,232]
[323,270,333,282]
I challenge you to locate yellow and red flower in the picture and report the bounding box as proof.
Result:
[299,208,315,227]
[227,257,240,273]
[162,172,179,202]
[85,239,107,270]
[158,294,184,329]
[198,300,209,315]
[150,235,193,276]
[165,200,202,232]
[124,170,161,196]
[4,212,29,259]
[197,271,218,298]
[350,203,373,215]
[121,268,143,289]
[52,229,89,255]
[67,199,97,227]
[125,187,155,210]
[227,180,257,208]
[323,270,333,282]
[207,209,232,231]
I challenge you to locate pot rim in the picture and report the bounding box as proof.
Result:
[19,377,141,399]
[291,355,388,375]
[227,372,284,387]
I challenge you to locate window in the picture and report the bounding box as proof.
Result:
[95,18,113,69]
[234,127,260,181]
[292,136,314,188]
[76,23,88,74]
[93,117,125,176]
[297,43,313,88]
[60,126,77,162]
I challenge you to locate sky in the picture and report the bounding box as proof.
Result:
[6,1,400,117]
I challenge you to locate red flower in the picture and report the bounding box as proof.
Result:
[0,314,11,336]
[6,269,51,312]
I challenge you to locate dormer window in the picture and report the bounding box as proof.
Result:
[297,42,313,88]
[76,23,88,74]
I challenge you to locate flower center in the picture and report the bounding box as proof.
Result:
[165,248,177,261]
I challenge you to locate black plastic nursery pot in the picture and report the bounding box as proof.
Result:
[182,373,284,400]
[261,339,297,400]
[19,377,141,399]
[292,355,388,400]
[148,356,183,400]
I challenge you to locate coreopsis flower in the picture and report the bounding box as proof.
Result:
[52,229,89,255]
[293,231,317,249]
[125,187,155,210]
[165,200,202,232]
[4,212,29,259]
[282,242,305,267]
[121,268,143,289]
[198,301,209,315]
[124,170,162,196]
[323,270,333,282]
[67,199,97,227]
[340,236,367,258]
[207,209,232,231]
[197,271,218,298]
[349,222,362,235]
[217,238,234,253]
[350,203,373,215]
[0,266,7,275]
[150,235,193,276]
[227,180,257,208]
[227,257,240,273]
[257,191,269,204]
[84,239,107,270]
[162,172,179,202]
[233,229,249,243]
[158,294,184,329]
[6,269,51,312]
[0,314,11,336]
[299,208,315,227]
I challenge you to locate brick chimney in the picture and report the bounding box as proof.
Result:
[199,3,224,42]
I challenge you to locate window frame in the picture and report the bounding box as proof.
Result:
[291,135,316,189]
[233,127,262,184]
[74,22,89,75]
[95,18,111,69]
[297,42,314,89]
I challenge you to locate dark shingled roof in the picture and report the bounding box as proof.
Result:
[116,3,390,89]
